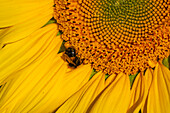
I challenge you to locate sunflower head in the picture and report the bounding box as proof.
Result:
[54,0,170,75]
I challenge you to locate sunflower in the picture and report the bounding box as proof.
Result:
[0,0,170,113]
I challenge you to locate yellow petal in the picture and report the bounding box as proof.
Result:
[0,53,65,113]
[0,51,92,113]
[87,73,131,113]
[142,68,153,113]
[55,72,117,113]
[37,64,92,113]
[147,63,170,113]
[0,0,53,46]
[55,72,105,113]
[0,24,61,85]
[127,69,153,113]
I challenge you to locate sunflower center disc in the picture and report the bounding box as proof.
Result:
[54,0,170,75]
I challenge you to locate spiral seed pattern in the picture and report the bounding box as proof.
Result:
[54,0,170,75]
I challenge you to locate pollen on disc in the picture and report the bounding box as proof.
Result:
[54,0,170,75]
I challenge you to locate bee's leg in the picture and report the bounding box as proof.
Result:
[61,54,65,60]
[74,57,82,66]
[69,63,77,68]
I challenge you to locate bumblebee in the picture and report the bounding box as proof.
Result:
[62,47,83,68]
